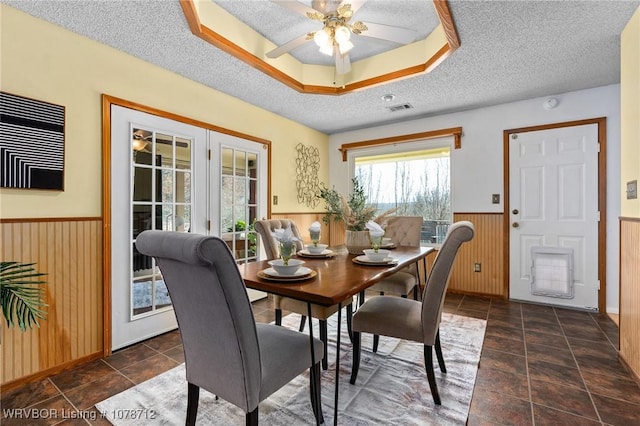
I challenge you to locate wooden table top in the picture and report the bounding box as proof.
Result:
[239,246,434,307]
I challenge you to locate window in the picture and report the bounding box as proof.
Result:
[353,145,451,245]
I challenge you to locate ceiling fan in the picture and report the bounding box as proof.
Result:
[266,0,418,74]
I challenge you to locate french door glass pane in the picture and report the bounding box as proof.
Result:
[235,177,247,204]
[159,169,174,203]
[133,167,153,202]
[222,148,233,175]
[175,171,191,203]
[132,205,152,238]
[221,146,259,264]
[131,126,194,320]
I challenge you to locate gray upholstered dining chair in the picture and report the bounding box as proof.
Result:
[349,221,475,406]
[366,216,424,301]
[135,230,324,425]
[254,218,353,370]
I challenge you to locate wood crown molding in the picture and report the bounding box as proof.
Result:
[179,0,460,95]
[338,126,462,161]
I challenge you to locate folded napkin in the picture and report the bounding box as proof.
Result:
[365,220,385,237]
[309,221,322,233]
[272,226,300,243]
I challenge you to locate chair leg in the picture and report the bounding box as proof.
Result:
[424,345,441,405]
[309,363,324,425]
[350,331,361,385]
[275,309,282,326]
[435,330,446,373]
[245,407,258,426]
[299,315,307,332]
[373,334,379,353]
[186,382,199,426]
[358,290,365,307]
[319,320,328,370]
[346,303,353,343]
[413,285,419,300]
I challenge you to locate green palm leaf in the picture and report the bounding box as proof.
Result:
[0,262,48,331]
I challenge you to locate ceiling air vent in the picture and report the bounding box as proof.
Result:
[387,103,413,112]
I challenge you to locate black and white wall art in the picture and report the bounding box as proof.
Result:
[0,92,65,190]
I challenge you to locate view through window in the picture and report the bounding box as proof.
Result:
[354,146,451,244]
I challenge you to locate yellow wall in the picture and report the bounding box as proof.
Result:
[621,6,640,217]
[620,5,640,382]
[0,5,329,218]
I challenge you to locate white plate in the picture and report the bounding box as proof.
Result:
[353,255,397,265]
[262,266,313,278]
[297,249,334,257]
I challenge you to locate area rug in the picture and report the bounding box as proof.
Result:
[96,312,486,425]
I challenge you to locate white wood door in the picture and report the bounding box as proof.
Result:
[111,106,208,350]
[209,130,267,302]
[509,124,599,310]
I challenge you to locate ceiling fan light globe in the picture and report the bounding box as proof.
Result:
[314,28,331,47]
[132,139,148,152]
[319,43,334,56]
[338,40,353,55]
[334,25,351,43]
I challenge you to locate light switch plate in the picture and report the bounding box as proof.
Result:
[627,180,637,200]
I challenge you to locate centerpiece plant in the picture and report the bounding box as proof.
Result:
[318,178,396,253]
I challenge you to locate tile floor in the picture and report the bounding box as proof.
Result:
[2,294,639,425]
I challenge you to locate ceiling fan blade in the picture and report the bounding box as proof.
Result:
[346,0,367,15]
[335,52,351,74]
[272,0,319,17]
[359,21,417,45]
[266,33,311,58]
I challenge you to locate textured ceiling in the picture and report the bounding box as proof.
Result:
[4,0,639,135]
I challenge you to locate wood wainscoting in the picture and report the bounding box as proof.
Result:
[271,212,506,297]
[0,218,103,390]
[449,213,506,298]
[620,217,640,382]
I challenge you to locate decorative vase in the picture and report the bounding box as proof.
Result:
[345,230,371,255]
[279,242,295,265]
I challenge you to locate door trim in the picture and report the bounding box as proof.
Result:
[503,117,607,312]
[101,94,272,356]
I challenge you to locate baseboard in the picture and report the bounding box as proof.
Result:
[606,306,619,315]
[0,351,103,394]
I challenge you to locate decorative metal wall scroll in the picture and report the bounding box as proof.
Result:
[295,143,321,208]
[0,92,65,190]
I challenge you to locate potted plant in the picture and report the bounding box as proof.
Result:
[318,178,395,254]
[1,262,47,332]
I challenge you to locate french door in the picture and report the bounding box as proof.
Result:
[110,106,268,350]
[111,106,208,350]
[209,131,268,302]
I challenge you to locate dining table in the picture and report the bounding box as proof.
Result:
[238,245,435,425]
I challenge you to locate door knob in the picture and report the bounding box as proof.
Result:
[512,209,519,215]
[512,222,520,228]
